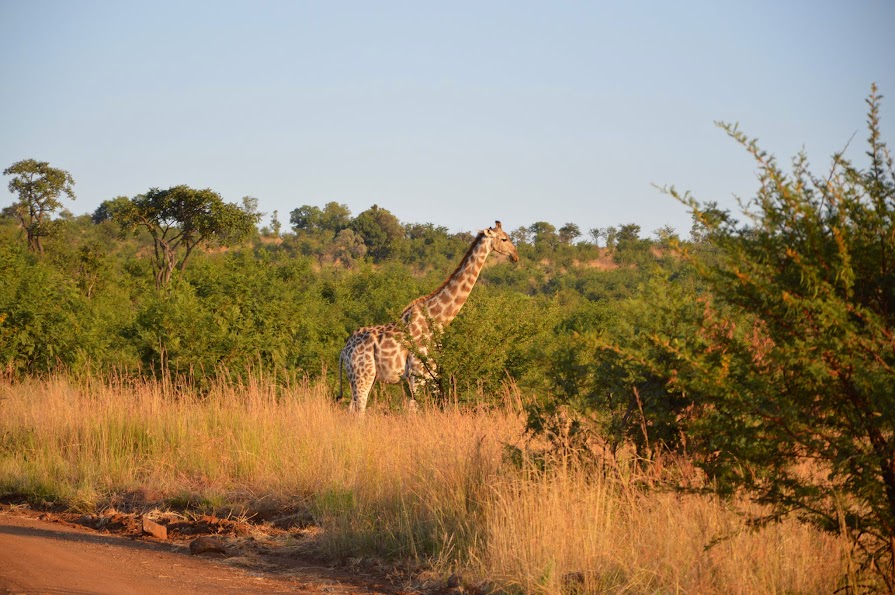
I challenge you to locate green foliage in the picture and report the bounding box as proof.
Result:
[528,220,558,251]
[405,222,468,271]
[185,249,344,375]
[531,253,700,456]
[2,158,76,254]
[350,204,406,262]
[670,87,895,583]
[577,86,895,585]
[289,201,351,234]
[104,185,260,288]
[339,262,424,328]
[132,281,217,375]
[558,222,582,244]
[434,286,558,403]
[0,242,89,374]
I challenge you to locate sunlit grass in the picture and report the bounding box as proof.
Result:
[0,375,850,593]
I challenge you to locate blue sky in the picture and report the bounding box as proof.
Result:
[1,1,893,238]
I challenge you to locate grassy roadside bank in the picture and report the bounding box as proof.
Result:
[0,375,848,593]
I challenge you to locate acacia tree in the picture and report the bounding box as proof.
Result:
[103,185,259,288]
[660,86,895,587]
[2,159,76,254]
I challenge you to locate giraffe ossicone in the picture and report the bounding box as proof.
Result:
[339,221,519,414]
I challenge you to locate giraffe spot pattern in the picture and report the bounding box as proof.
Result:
[339,222,518,414]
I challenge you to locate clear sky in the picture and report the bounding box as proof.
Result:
[1,1,893,238]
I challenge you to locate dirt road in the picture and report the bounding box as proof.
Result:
[0,509,399,594]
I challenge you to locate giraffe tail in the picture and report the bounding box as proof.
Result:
[337,348,344,401]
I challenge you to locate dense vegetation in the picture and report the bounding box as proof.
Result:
[0,175,654,402]
[2,87,893,589]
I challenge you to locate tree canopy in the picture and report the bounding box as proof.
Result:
[350,204,405,262]
[101,185,260,288]
[2,159,76,254]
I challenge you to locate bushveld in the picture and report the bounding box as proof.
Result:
[0,374,850,594]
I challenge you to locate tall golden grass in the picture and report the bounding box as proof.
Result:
[0,375,849,593]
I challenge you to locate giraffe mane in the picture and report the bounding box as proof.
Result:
[401,230,486,317]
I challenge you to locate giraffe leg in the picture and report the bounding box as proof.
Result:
[350,347,376,415]
[403,355,420,413]
[352,376,375,414]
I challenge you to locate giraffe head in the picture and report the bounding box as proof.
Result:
[485,221,519,263]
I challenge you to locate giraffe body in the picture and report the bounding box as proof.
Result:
[340,221,518,414]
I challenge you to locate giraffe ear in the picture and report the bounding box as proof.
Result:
[484,227,496,237]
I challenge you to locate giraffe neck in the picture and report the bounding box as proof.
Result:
[413,232,492,326]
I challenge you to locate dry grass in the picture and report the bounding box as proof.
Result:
[480,465,846,593]
[0,375,850,593]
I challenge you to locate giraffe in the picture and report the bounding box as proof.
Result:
[339,221,519,414]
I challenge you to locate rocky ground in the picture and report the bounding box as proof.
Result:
[0,502,468,594]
